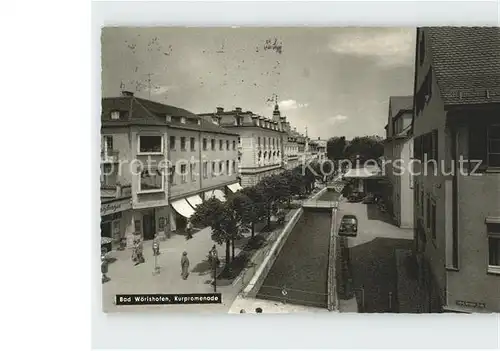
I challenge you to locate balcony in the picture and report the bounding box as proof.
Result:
[101,149,119,163]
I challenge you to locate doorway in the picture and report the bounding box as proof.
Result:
[142,211,156,240]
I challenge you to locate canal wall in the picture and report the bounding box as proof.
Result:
[241,187,329,298]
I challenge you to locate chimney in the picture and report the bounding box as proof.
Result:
[235,107,242,113]
[121,91,134,97]
[216,107,224,114]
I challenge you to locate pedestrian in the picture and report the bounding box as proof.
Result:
[135,237,145,266]
[181,251,190,280]
[152,234,160,256]
[186,221,193,240]
[101,253,110,283]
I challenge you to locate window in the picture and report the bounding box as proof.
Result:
[203,138,207,150]
[101,163,117,186]
[190,163,196,182]
[211,139,215,150]
[233,160,236,173]
[238,137,241,145]
[431,200,436,241]
[111,111,120,120]
[203,161,208,179]
[169,165,175,185]
[138,135,163,154]
[139,168,164,192]
[169,136,176,150]
[212,162,216,176]
[219,161,223,174]
[258,137,261,146]
[226,160,230,174]
[180,164,187,183]
[180,137,186,151]
[469,123,500,169]
[226,140,229,150]
[233,140,236,150]
[426,195,431,230]
[190,137,195,151]
[487,125,500,167]
[219,140,223,150]
[488,223,500,272]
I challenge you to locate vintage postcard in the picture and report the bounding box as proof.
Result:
[100,27,500,313]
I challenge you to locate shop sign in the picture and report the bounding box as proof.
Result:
[456,300,486,309]
[101,199,132,216]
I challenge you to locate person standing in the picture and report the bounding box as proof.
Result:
[101,253,110,283]
[186,221,193,240]
[134,237,145,266]
[152,234,160,256]
[181,251,190,279]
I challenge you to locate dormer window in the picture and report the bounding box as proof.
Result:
[180,117,186,124]
[165,115,172,123]
[212,117,219,125]
[111,111,120,120]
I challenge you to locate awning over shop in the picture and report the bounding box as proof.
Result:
[186,195,203,210]
[343,166,383,179]
[212,189,226,202]
[171,198,195,219]
[227,182,243,193]
[204,190,214,200]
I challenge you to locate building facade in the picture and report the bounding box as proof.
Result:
[166,117,240,232]
[412,27,500,313]
[314,138,327,162]
[383,96,414,229]
[101,92,241,247]
[101,92,171,248]
[199,106,286,188]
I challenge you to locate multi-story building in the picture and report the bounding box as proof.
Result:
[101,92,171,247]
[383,95,414,229]
[101,92,241,245]
[199,106,286,187]
[412,27,500,313]
[315,138,327,162]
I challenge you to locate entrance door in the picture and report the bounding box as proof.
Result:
[101,221,112,238]
[142,213,155,240]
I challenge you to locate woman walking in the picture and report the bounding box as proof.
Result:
[181,251,190,280]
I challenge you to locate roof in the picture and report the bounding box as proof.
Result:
[101,96,238,136]
[389,96,413,120]
[425,27,500,105]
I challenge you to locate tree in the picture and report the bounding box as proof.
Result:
[344,136,384,164]
[258,174,289,228]
[190,197,237,265]
[327,136,347,161]
[240,185,267,236]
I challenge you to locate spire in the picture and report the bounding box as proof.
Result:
[305,126,308,137]
[272,94,281,121]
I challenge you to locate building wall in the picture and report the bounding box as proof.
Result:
[445,126,500,312]
[129,126,169,210]
[399,139,414,228]
[412,28,450,303]
[100,128,132,186]
[166,127,239,200]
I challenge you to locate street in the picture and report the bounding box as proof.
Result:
[337,200,413,312]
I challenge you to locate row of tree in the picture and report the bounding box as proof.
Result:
[190,163,319,266]
[326,135,384,165]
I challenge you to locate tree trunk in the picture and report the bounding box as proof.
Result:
[267,204,271,229]
[231,239,235,260]
[251,222,255,238]
[225,239,231,265]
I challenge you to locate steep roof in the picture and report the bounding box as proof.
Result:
[101,96,238,136]
[389,96,413,120]
[426,27,500,105]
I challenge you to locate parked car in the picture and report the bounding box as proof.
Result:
[347,192,365,202]
[338,214,358,237]
[362,193,376,204]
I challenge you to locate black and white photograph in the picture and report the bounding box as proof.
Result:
[100,26,500,314]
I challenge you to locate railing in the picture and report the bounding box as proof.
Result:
[302,200,339,209]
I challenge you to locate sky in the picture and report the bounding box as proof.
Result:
[101,27,416,140]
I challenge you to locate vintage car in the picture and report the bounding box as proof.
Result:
[338,214,358,237]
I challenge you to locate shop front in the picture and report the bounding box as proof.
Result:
[100,198,132,251]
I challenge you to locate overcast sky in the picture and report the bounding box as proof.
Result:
[101,27,415,139]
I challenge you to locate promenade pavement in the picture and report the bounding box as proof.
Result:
[102,227,249,313]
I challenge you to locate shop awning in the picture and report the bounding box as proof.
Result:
[212,189,226,202]
[171,198,195,219]
[186,195,203,210]
[227,182,243,193]
[204,190,214,200]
